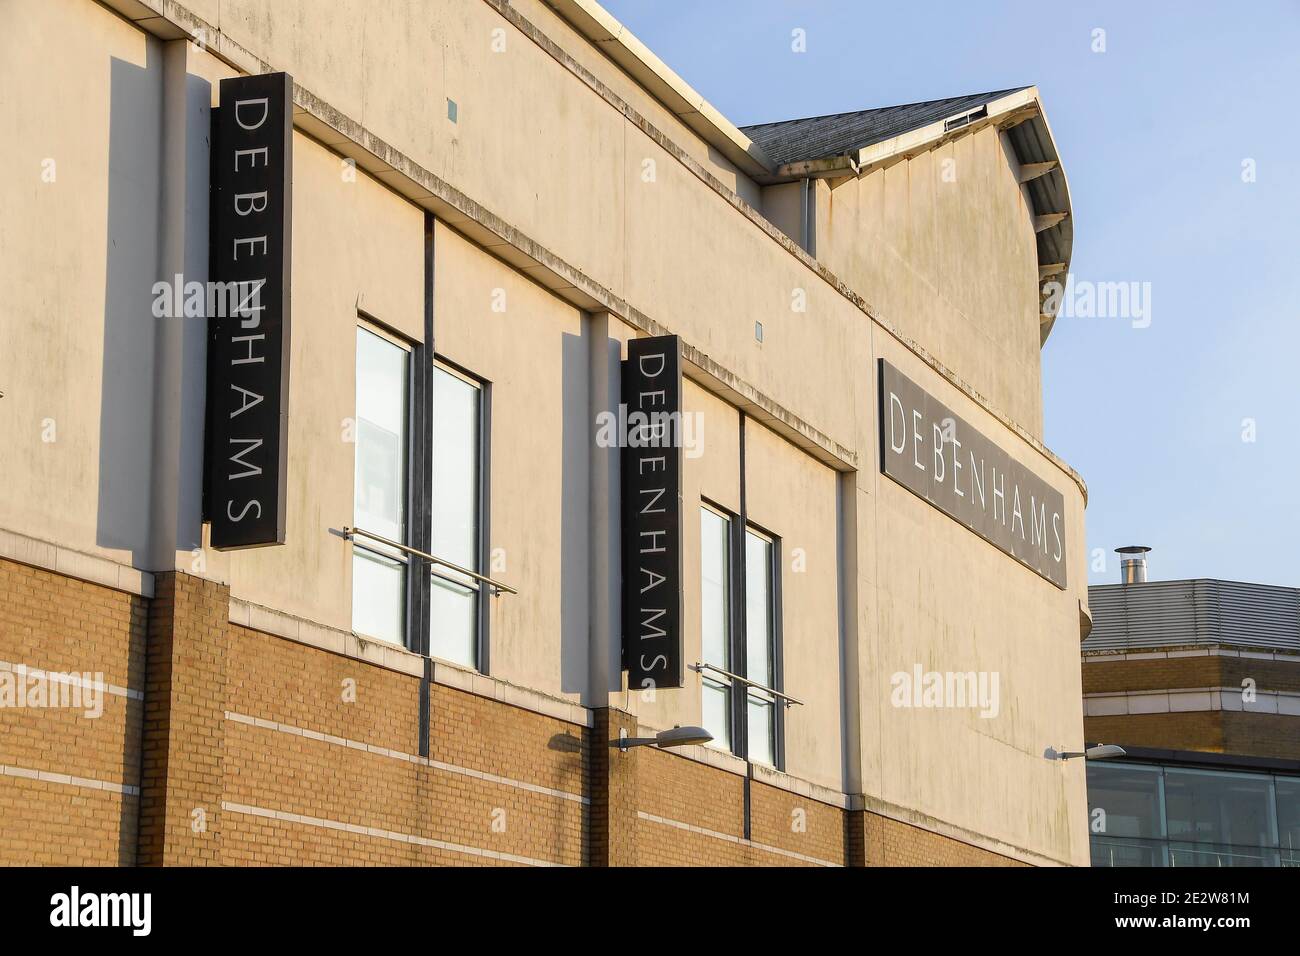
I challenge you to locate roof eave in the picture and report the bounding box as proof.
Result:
[749,88,1074,348]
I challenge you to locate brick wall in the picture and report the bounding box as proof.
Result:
[1083,654,1300,695]
[1085,712,1300,761]
[0,558,145,865]
[0,558,1026,867]
[860,812,1027,867]
[1082,652,1300,760]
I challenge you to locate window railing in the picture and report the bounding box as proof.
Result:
[343,526,518,596]
[691,661,802,707]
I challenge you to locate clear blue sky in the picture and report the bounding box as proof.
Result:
[603,0,1300,587]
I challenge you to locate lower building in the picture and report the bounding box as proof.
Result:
[1083,550,1300,866]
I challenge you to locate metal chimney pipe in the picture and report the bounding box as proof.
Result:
[1116,546,1151,584]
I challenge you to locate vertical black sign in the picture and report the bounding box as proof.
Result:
[206,73,292,549]
[621,335,684,689]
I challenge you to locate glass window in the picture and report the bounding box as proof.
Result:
[1087,763,1164,841]
[744,529,776,767]
[1086,762,1165,867]
[352,327,409,645]
[700,506,731,752]
[1087,762,1300,867]
[429,363,482,667]
[1163,767,1277,850]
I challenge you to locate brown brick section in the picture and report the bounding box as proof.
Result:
[138,572,229,865]
[589,707,638,866]
[1085,712,1300,761]
[0,559,1026,867]
[1082,653,1300,760]
[1083,654,1300,695]
[861,812,1027,866]
[0,558,146,865]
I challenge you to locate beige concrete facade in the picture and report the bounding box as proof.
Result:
[0,0,1090,864]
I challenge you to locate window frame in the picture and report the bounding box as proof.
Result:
[429,354,491,673]
[351,318,417,648]
[743,521,783,769]
[698,498,785,769]
[699,500,735,754]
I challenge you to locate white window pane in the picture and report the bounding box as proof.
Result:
[431,367,479,569]
[702,678,730,752]
[431,364,481,668]
[701,507,730,668]
[354,328,408,645]
[748,695,774,767]
[355,328,408,541]
[352,549,405,645]
[430,577,477,666]
[745,531,772,684]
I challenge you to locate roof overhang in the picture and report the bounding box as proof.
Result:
[543,4,1073,348]
[755,87,1074,346]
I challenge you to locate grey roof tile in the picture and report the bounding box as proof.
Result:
[741,88,1029,168]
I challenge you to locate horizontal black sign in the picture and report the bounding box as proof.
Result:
[621,335,684,689]
[206,73,293,549]
[878,360,1067,588]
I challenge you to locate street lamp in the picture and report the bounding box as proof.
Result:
[613,726,713,752]
[1045,743,1127,761]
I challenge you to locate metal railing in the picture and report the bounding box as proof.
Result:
[691,661,803,707]
[342,526,518,596]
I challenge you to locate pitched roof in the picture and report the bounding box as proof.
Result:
[740,88,1030,169]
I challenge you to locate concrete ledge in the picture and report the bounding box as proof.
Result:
[228,597,593,729]
[634,717,854,810]
[750,762,857,811]
[1084,645,1300,662]
[1084,687,1300,717]
[0,527,154,598]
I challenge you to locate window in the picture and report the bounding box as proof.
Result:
[1088,761,1300,867]
[429,362,484,667]
[744,528,777,767]
[352,327,411,645]
[1086,762,1166,867]
[1164,767,1278,867]
[699,503,783,766]
[700,505,732,752]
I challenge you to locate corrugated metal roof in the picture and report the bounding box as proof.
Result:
[739,88,1029,169]
[1084,580,1300,653]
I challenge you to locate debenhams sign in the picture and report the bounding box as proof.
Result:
[878,360,1067,589]
[205,73,293,549]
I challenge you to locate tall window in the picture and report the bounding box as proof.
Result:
[700,505,732,751]
[429,362,483,667]
[745,528,777,767]
[352,327,410,645]
[699,504,782,765]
